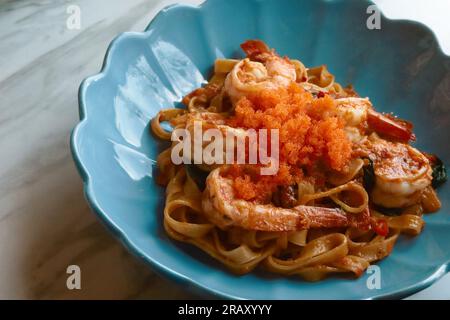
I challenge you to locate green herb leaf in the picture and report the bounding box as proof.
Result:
[374,205,403,216]
[431,156,447,188]
[185,164,208,191]
[363,158,375,192]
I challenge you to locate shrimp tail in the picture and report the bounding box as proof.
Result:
[367,108,415,142]
[299,206,371,230]
[241,39,274,62]
[299,206,348,228]
[347,207,371,230]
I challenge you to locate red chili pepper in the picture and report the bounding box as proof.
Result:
[372,219,389,237]
[317,91,325,98]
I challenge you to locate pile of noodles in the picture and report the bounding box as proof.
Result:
[151,59,436,281]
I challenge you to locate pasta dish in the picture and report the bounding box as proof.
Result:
[151,40,447,281]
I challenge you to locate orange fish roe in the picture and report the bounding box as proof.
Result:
[226,83,352,202]
[227,164,301,203]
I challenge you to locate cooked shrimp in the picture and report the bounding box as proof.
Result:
[334,97,415,143]
[224,40,297,103]
[335,98,370,126]
[202,167,371,231]
[181,112,256,170]
[184,111,252,145]
[359,134,432,208]
[335,97,371,143]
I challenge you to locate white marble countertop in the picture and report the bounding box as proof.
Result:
[0,0,449,299]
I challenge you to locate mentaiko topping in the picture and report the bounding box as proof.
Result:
[226,83,352,201]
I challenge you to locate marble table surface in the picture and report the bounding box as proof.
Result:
[0,0,449,299]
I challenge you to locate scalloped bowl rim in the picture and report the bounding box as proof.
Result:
[70,0,450,299]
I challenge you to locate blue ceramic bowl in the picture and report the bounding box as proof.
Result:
[71,0,450,299]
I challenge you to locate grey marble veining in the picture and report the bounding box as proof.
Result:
[0,0,201,299]
[0,0,449,299]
